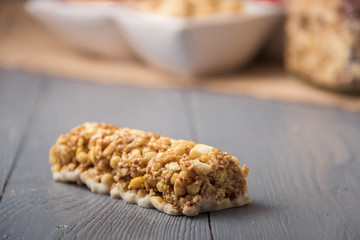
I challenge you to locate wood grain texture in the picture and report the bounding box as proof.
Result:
[1,70,360,240]
[0,71,211,240]
[0,70,40,197]
[192,90,360,240]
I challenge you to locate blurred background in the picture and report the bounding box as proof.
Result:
[0,0,360,111]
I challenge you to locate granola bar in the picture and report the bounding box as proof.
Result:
[286,0,360,92]
[49,122,250,216]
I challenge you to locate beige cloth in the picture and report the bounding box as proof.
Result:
[1,1,360,112]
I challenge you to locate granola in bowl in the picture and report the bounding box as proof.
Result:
[134,0,243,17]
[49,122,250,216]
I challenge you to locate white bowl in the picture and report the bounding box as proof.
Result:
[26,0,134,58]
[115,1,284,75]
[26,0,284,75]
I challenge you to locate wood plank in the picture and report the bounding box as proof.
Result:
[192,90,360,240]
[0,70,40,197]
[0,75,211,239]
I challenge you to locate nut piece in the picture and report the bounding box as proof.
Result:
[174,179,186,196]
[110,155,120,169]
[144,151,156,159]
[68,163,76,171]
[170,172,180,185]
[88,147,95,163]
[84,122,97,136]
[152,162,162,171]
[165,162,181,172]
[76,151,88,163]
[174,146,186,155]
[190,144,213,159]
[97,161,108,171]
[174,186,187,196]
[191,160,212,175]
[241,165,249,178]
[129,148,141,158]
[49,148,56,165]
[101,173,113,187]
[103,142,116,156]
[51,164,61,173]
[145,175,157,187]
[119,168,130,177]
[128,176,145,189]
[187,183,200,195]
[156,181,165,192]
[77,137,84,147]
[200,155,210,162]
[231,156,239,163]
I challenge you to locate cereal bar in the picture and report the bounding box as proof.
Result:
[286,0,360,91]
[49,122,250,216]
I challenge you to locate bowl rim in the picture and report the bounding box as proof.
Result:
[118,0,285,30]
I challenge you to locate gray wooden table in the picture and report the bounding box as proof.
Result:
[0,69,359,240]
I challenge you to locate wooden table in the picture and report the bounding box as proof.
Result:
[1,69,359,240]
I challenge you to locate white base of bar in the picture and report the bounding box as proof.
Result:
[53,168,82,185]
[53,169,250,216]
[110,184,153,208]
[53,169,109,194]
[80,172,110,195]
[182,193,250,216]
